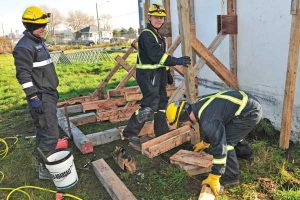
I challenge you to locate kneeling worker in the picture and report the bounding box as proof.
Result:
[166,90,263,196]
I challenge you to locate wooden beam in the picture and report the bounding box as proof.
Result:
[91,41,136,98]
[198,185,215,200]
[280,0,300,149]
[227,0,238,78]
[164,0,172,48]
[125,87,175,102]
[171,160,211,176]
[115,56,136,75]
[96,105,140,122]
[70,112,97,126]
[92,159,137,200]
[87,128,120,146]
[177,0,197,102]
[169,150,212,168]
[169,33,226,102]
[57,108,93,154]
[82,98,126,112]
[116,67,136,89]
[108,86,140,97]
[192,37,239,89]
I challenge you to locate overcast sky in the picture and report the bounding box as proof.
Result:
[0,0,139,35]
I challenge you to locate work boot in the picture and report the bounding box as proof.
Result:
[38,163,52,180]
[154,111,169,137]
[123,113,145,144]
[220,176,240,186]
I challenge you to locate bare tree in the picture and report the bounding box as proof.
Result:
[66,10,95,31]
[99,14,112,30]
[41,6,64,37]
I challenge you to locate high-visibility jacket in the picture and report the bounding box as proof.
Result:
[136,24,177,69]
[13,30,59,98]
[191,90,249,175]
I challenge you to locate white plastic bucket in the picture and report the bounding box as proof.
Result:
[45,149,78,190]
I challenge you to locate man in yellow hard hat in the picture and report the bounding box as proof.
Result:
[122,3,191,143]
[13,6,59,180]
[166,90,263,196]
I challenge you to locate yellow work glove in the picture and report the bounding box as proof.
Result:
[202,173,221,196]
[193,141,210,152]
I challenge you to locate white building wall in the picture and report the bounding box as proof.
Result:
[169,0,300,142]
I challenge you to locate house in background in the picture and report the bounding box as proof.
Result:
[74,25,113,44]
[54,28,73,44]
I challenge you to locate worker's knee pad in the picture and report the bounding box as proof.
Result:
[136,107,154,123]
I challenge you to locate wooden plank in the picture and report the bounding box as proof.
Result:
[108,86,140,97]
[192,37,239,89]
[171,160,211,176]
[280,0,300,149]
[141,125,191,152]
[164,0,172,48]
[227,0,238,78]
[57,96,98,107]
[92,159,137,200]
[92,41,137,98]
[146,130,191,158]
[125,87,175,102]
[82,98,126,112]
[169,33,225,103]
[69,112,97,126]
[198,185,215,200]
[177,0,197,102]
[57,108,94,154]
[87,128,120,146]
[116,67,136,89]
[170,150,212,168]
[97,105,140,122]
[115,56,135,76]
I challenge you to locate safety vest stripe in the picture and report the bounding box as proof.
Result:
[22,82,33,89]
[227,145,234,151]
[198,91,248,119]
[235,91,248,116]
[159,53,168,65]
[136,64,165,69]
[33,58,53,68]
[213,157,227,164]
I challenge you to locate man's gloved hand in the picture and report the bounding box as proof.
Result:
[193,141,210,152]
[202,173,221,196]
[166,69,173,85]
[175,56,191,66]
[30,96,43,114]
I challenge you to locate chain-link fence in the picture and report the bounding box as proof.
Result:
[50,48,115,65]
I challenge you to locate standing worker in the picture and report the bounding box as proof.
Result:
[122,3,191,143]
[13,6,59,180]
[166,90,263,196]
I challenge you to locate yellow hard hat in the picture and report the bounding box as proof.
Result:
[22,6,50,24]
[166,100,189,128]
[148,3,167,17]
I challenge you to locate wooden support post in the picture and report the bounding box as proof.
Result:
[227,0,238,78]
[169,33,226,102]
[115,56,136,76]
[91,41,136,98]
[192,37,239,89]
[177,0,197,102]
[92,159,137,200]
[116,67,136,89]
[279,0,300,149]
[164,0,172,48]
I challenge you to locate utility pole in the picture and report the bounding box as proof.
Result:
[1,23,4,37]
[96,3,101,44]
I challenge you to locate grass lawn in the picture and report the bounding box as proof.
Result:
[0,52,299,200]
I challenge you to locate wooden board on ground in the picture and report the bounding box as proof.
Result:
[170,150,213,168]
[141,126,192,158]
[92,159,137,200]
[198,185,215,200]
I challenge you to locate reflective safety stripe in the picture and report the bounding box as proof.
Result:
[159,53,168,65]
[227,145,234,151]
[213,157,227,164]
[22,82,33,89]
[159,109,166,113]
[33,58,53,68]
[137,29,168,70]
[198,91,248,119]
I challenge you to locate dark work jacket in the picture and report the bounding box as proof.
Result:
[13,30,58,98]
[191,91,249,175]
[138,23,177,66]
